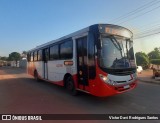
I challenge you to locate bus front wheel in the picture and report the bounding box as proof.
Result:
[66,76,77,96]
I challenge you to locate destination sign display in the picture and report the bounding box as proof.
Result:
[99,25,133,38]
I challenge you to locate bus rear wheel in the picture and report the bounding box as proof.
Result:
[66,76,77,96]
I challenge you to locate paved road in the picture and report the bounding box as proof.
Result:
[0,67,160,123]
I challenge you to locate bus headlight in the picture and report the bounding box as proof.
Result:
[99,74,115,85]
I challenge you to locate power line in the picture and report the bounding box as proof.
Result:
[134,18,160,30]
[109,0,158,23]
[133,22,160,39]
[108,0,160,23]
[134,27,160,38]
[118,5,160,24]
[135,23,160,33]
[134,31,160,39]
[129,18,160,37]
[106,1,160,39]
[134,26,160,36]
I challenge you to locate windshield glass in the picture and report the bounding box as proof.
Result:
[99,36,136,69]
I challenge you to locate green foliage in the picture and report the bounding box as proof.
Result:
[135,52,149,68]
[8,52,21,61]
[0,56,8,61]
[150,59,160,65]
[148,47,160,59]
[8,52,21,67]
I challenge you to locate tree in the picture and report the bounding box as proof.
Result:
[150,59,160,65]
[135,52,149,69]
[148,47,160,59]
[8,52,21,67]
[0,56,8,61]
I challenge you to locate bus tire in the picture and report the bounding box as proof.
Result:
[34,70,40,82]
[66,76,78,96]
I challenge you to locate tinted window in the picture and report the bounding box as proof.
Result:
[50,45,59,60]
[38,50,42,61]
[88,33,96,79]
[76,36,88,85]
[44,48,49,61]
[31,52,33,61]
[27,53,31,62]
[34,51,38,61]
[60,40,73,59]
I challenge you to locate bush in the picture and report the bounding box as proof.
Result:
[135,52,149,69]
[151,59,160,65]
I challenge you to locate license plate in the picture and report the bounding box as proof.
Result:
[124,85,130,89]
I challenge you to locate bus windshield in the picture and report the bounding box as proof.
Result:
[99,36,136,69]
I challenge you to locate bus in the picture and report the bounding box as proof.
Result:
[27,24,137,97]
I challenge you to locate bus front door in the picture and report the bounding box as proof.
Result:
[76,36,89,87]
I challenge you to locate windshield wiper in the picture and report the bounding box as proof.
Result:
[110,36,123,57]
[110,36,122,51]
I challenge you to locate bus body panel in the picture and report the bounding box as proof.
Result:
[27,24,137,97]
[87,60,137,97]
[27,60,137,97]
[35,61,44,79]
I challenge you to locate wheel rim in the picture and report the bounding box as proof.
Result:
[67,79,73,91]
[66,77,77,96]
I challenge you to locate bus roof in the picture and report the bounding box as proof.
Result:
[28,24,132,52]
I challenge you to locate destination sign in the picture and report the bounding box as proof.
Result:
[99,25,133,38]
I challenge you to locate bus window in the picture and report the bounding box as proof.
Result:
[44,48,49,61]
[27,53,31,62]
[60,40,73,59]
[38,50,42,61]
[88,32,96,79]
[50,45,59,60]
[34,51,38,61]
[31,52,33,62]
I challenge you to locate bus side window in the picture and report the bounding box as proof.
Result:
[88,32,96,79]
[43,48,49,61]
[38,50,42,61]
[50,45,59,60]
[60,40,73,59]
[27,53,31,62]
[31,52,33,62]
[34,51,38,61]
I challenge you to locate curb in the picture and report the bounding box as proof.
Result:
[137,78,160,85]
